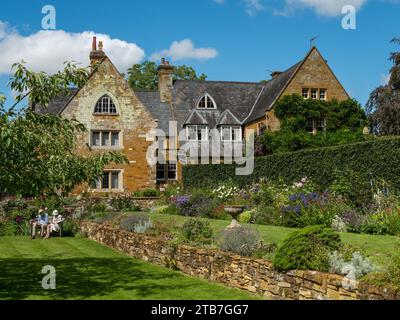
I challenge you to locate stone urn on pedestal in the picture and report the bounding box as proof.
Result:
[224,205,245,229]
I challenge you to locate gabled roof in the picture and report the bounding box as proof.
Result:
[134,91,172,132]
[32,88,78,115]
[183,109,208,125]
[171,80,264,129]
[217,109,242,126]
[243,61,302,124]
[243,46,350,124]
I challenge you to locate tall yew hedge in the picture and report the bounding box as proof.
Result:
[182,137,400,190]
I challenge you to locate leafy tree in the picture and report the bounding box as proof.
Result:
[0,62,127,197]
[366,38,400,135]
[127,61,207,90]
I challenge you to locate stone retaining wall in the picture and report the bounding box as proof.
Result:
[80,222,398,300]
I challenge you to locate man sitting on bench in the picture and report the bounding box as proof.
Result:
[30,209,49,239]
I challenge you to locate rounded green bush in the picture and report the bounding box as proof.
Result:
[181,218,213,243]
[238,211,252,224]
[273,225,342,272]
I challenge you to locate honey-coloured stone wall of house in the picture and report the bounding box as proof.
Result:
[61,57,158,193]
[245,48,350,133]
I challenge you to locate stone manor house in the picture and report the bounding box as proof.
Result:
[34,37,349,193]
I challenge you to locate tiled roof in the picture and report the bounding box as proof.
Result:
[32,88,78,115]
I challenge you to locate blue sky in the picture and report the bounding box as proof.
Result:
[1,0,399,108]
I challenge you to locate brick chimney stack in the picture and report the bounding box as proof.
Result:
[158,58,174,103]
[90,36,106,66]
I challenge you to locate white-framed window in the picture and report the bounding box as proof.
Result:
[156,163,166,181]
[306,117,325,133]
[94,95,117,114]
[186,125,208,141]
[91,131,120,147]
[311,88,318,100]
[168,163,177,180]
[221,126,242,141]
[302,88,310,99]
[319,89,327,100]
[156,162,177,181]
[92,171,122,190]
[197,94,217,109]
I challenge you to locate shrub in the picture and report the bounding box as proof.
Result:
[330,168,374,207]
[331,215,347,232]
[340,210,365,233]
[209,204,231,221]
[183,137,400,193]
[133,188,160,198]
[110,197,140,212]
[359,211,400,236]
[88,201,107,213]
[238,211,252,224]
[90,212,116,224]
[120,213,151,233]
[219,226,261,257]
[133,220,153,234]
[178,191,217,217]
[363,244,400,290]
[251,206,281,225]
[181,218,213,243]
[152,204,182,215]
[329,251,374,279]
[62,219,80,237]
[273,226,342,272]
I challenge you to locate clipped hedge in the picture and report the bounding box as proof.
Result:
[183,137,400,190]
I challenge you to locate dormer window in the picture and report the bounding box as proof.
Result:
[197,94,216,109]
[94,95,117,114]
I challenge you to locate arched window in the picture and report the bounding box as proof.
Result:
[94,95,117,114]
[197,94,216,109]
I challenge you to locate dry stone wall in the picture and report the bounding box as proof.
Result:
[80,222,398,300]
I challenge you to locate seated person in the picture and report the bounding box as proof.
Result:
[44,210,64,239]
[30,209,49,239]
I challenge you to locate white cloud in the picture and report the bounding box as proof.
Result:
[245,0,264,15]
[151,39,218,62]
[0,21,145,75]
[275,0,367,17]
[213,0,263,15]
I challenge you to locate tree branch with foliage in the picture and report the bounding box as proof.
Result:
[127,61,207,91]
[366,38,400,135]
[0,62,127,197]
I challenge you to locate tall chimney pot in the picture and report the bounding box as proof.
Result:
[92,36,97,51]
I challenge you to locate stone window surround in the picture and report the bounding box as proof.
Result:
[92,92,121,116]
[90,129,124,150]
[90,169,124,192]
[302,88,327,101]
[156,162,177,182]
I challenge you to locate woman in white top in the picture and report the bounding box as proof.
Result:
[44,210,64,239]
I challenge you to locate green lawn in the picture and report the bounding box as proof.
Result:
[0,236,257,300]
[150,213,399,266]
